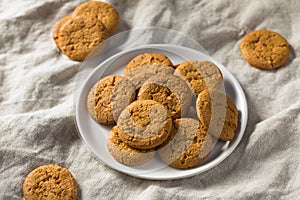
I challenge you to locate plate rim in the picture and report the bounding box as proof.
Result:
[74,44,248,180]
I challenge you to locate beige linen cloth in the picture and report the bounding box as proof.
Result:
[0,0,299,199]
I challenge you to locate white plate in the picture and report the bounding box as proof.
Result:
[75,44,248,180]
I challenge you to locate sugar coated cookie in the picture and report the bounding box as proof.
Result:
[196,89,238,141]
[240,29,290,70]
[23,164,77,200]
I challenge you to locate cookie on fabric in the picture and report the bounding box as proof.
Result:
[174,60,223,96]
[124,53,174,75]
[117,100,172,149]
[73,1,120,35]
[196,89,238,141]
[137,74,193,120]
[23,164,77,200]
[158,118,212,169]
[240,29,290,70]
[87,75,136,125]
[107,126,155,166]
[52,15,72,48]
[58,14,108,61]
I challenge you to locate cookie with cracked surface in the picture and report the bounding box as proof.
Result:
[87,75,136,124]
[124,53,174,75]
[23,164,77,200]
[73,1,119,35]
[196,89,238,141]
[158,118,212,169]
[174,60,223,96]
[125,64,174,89]
[117,100,172,149]
[58,14,108,61]
[137,74,192,120]
[107,126,155,166]
[52,15,72,48]
[240,29,290,70]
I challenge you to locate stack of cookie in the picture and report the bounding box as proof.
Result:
[87,53,239,169]
[52,1,119,61]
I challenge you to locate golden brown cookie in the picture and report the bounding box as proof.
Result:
[52,15,72,48]
[73,1,119,35]
[155,123,176,150]
[137,74,192,120]
[58,14,108,61]
[107,126,155,166]
[196,89,238,141]
[174,60,223,96]
[125,64,174,89]
[87,75,136,124]
[158,118,212,169]
[23,164,77,200]
[240,29,290,70]
[117,100,172,149]
[124,53,174,75]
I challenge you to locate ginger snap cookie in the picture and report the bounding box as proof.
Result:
[107,126,155,166]
[73,1,119,35]
[174,60,223,96]
[137,74,192,120]
[124,53,174,75]
[196,89,238,141]
[117,100,172,149]
[158,118,212,169]
[240,29,290,70]
[155,123,176,150]
[52,15,72,47]
[87,75,136,124]
[23,164,77,200]
[125,64,174,89]
[58,14,108,61]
